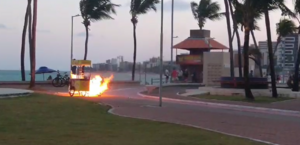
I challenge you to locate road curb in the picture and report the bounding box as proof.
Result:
[137,92,300,116]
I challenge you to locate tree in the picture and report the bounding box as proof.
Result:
[130,0,159,81]
[20,0,32,81]
[274,19,296,54]
[224,0,234,77]
[79,0,119,60]
[231,0,256,100]
[190,0,224,30]
[231,0,263,77]
[228,0,242,77]
[29,0,37,88]
[259,0,294,97]
[292,0,300,91]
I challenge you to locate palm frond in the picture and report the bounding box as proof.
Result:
[130,0,142,14]
[138,0,160,14]
[276,18,297,36]
[295,0,300,13]
[207,12,224,20]
[248,47,262,58]
[278,2,297,18]
[233,2,262,31]
[130,0,159,16]
[191,0,222,29]
[190,1,199,20]
[80,0,120,24]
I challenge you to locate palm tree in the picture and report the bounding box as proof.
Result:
[292,0,300,91]
[79,0,119,60]
[274,18,297,54]
[28,0,32,62]
[228,0,242,77]
[231,0,257,100]
[20,0,32,81]
[224,0,234,77]
[259,0,294,97]
[130,0,159,81]
[29,0,37,88]
[231,1,262,77]
[190,0,224,30]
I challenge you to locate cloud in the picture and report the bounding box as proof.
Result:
[37,29,50,33]
[76,32,92,37]
[0,24,8,29]
[123,0,190,12]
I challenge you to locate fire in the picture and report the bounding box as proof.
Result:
[88,75,113,96]
[71,75,113,97]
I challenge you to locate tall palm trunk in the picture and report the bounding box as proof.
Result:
[231,29,235,41]
[84,25,89,60]
[29,0,37,88]
[228,0,242,77]
[273,36,281,54]
[131,21,137,81]
[266,37,280,76]
[243,26,254,100]
[250,30,263,77]
[264,10,277,97]
[28,0,32,57]
[20,1,31,81]
[224,0,234,77]
[292,28,300,91]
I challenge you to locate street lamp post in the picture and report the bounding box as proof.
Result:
[170,0,174,65]
[159,0,164,107]
[173,36,178,59]
[71,14,80,67]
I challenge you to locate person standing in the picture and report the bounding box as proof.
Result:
[171,68,178,82]
[178,69,183,81]
[249,70,254,77]
[183,69,189,82]
[164,69,170,83]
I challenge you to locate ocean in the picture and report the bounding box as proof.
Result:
[0,70,160,84]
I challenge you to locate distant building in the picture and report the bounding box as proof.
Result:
[111,58,117,65]
[258,34,299,71]
[258,41,277,66]
[277,34,299,69]
[92,63,107,71]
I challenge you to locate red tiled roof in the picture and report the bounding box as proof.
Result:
[173,38,229,50]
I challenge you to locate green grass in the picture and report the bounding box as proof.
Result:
[0,94,266,145]
[193,95,293,103]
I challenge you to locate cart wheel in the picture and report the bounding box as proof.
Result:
[81,92,87,97]
[69,86,75,97]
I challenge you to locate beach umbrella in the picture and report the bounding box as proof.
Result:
[35,66,56,80]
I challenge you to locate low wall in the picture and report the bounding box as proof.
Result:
[220,77,268,89]
[198,87,300,98]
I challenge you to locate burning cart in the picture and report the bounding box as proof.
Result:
[69,59,110,97]
[69,60,92,97]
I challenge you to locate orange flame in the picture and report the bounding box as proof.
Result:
[71,75,113,97]
[88,75,113,96]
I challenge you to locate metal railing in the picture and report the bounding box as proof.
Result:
[150,78,166,85]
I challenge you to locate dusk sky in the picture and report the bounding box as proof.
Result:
[0,0,295,70]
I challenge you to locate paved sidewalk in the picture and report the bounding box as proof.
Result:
[85,96,300,145]
[142,86,300,111]
[0,88,33,98]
